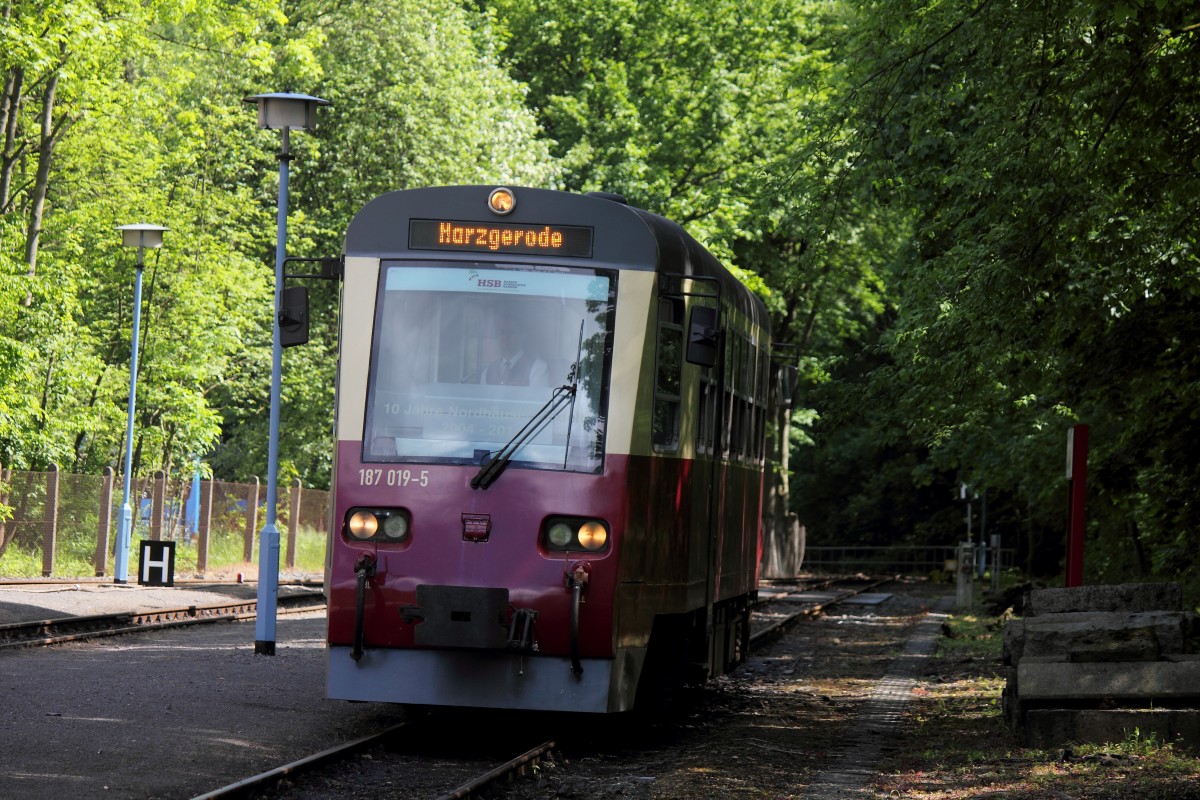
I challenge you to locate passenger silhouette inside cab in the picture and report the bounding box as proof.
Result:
[481,315,549,387]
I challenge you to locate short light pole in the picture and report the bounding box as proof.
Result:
[244,92,329,655]
[114,223,168,584]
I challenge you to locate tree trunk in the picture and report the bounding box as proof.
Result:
[0,65,25,213]
[23,66,62,299]
[0,464,11,559]
[760,296,818,579]
[37,351,55,434]
[1127,519,1148,575]
[761,402,790,577]
[761,400,807,578]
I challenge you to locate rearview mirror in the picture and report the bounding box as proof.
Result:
[686,306,720,367]
[774,364,797,408]
[280,286,309,347]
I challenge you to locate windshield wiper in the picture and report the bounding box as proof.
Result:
[560,319,585,468]
[470,383,577,490]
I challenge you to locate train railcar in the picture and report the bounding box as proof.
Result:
[325,186,771,713]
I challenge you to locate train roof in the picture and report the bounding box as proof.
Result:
[344,186,768,331]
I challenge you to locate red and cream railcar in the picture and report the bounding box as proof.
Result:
[325,186,770,713]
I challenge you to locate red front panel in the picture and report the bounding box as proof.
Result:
[327,442,765,662]
[328,441,629,658]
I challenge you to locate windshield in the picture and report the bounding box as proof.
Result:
[362,262,615,473]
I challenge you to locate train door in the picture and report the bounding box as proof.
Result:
[685,293,732,679]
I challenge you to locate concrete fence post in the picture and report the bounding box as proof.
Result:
[197,478,213,574]
[42,463,60,577]
[151,470,166,541]
[287,477,301,569]
[244,477,259,563]
[95,467,114,576]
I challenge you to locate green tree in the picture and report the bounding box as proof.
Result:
[788,0,1200,589]
[486,0,904,573]
[207,0,559,487]
[486,0,777,241]
[1,0,151,471]
[2,0,282,478]
[1,0,285,558]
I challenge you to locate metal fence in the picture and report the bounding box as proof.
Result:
[801,545,1015,576]
[0,464,329,578]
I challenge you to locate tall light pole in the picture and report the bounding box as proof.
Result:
[244,92,329,655]
[114,223,168,584]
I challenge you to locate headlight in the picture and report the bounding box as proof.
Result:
[577,520,608,551]
[547,522,574,547]
[347,511,379,540]
[542,517,610,553]
[344,508,411,543]
[382,513,409,540]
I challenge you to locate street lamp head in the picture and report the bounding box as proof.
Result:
[117,223,168,250]
[243,92,331,131]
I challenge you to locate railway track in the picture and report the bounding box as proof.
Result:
[187,575,893,800]
[0,590,327,649]
[192,717,556,800]
[750,575,897,646]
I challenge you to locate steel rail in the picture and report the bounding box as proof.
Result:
[751,575,840,610]
[434,740,558,800]
[188,722,411,800]
[189,729,554,800]
[0,591,326,649]
[749,576,896,647]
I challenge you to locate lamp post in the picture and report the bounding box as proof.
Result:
[114,223,168,584]
[244,91,329,655]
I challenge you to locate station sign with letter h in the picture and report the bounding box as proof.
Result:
[138,540,176,586]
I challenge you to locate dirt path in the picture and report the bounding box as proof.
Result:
[499,578,951,799]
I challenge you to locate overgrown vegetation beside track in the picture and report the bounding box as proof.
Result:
[877,610,1200,799]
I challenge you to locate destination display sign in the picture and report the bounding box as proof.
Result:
[409,219,594,258]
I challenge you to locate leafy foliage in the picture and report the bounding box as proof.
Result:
[207,0,559,487]
[3,0,1198,596]
[1,0,558,499]
[786,0,1200,589]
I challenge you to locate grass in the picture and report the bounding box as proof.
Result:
[0,527,327,579]
[875,609,1200,799]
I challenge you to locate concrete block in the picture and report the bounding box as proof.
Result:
[1025,583,1181,616]
[1022,708,1200,748]
[1006,611,1192,664]
[1018,660,1200,701]
[1002,619,1024,665]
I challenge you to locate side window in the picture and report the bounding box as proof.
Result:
[734,334,748,461]
[696,374,715,454]
[755,344,768,462]
[721,330,738,458]
[652,297,684,450]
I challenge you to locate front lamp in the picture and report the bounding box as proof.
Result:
[577,520,608,551]
[344,508,412,543]
[542,516,610,553]
[347,511,379,540]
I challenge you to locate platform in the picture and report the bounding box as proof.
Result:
[0,579,319,625]
[0,584,404,800]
